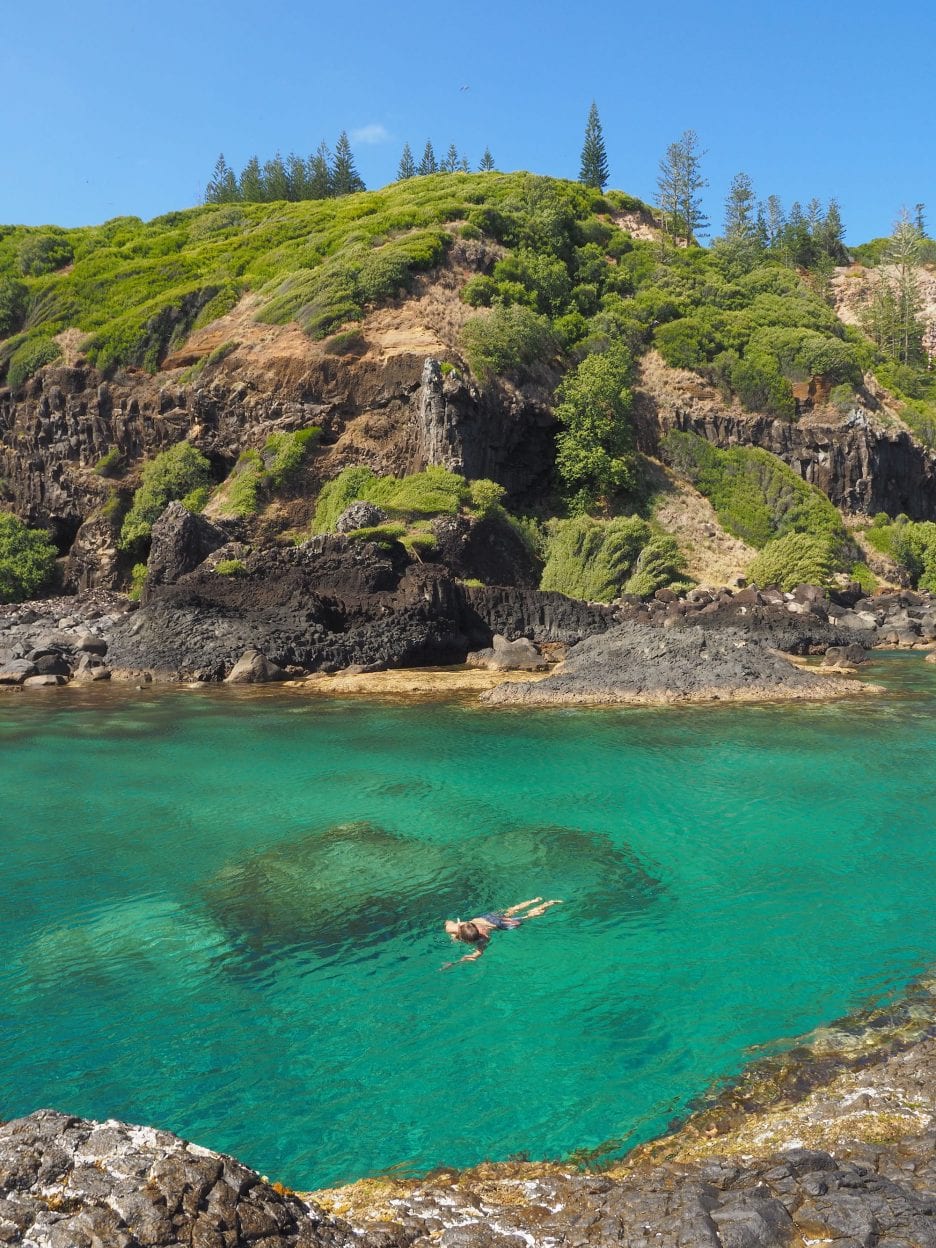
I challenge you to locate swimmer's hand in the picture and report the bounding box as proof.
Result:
[440,961,455,971]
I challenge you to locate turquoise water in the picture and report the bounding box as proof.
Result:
[2,655,936,1188]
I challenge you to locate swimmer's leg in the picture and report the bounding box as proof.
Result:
[504,897,542,915]
[523,899,563,919]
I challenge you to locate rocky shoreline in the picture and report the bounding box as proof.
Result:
[3,978,935,1248]
[6,501,936,705]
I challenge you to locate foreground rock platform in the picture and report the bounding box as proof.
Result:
[0,1110,355,1248]
[5,983,936,1248]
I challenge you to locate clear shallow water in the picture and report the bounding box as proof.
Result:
[1,655,935,1188]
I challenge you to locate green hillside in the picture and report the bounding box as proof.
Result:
[0,171,922,600]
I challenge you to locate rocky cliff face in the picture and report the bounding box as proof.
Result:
[638,353,936,519]
[0,342,557,591]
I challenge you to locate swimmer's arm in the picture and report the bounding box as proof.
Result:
[440,947,486,970]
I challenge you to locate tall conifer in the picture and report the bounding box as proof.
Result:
[579,102,609,190]
[479,146,495,172]
[397,143,416,180]
[418,140,437,176]
[308,142,332,198]
[331,132,365,195]
[239,156,264,202]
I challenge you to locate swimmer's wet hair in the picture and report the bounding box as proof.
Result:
[457,921,483,943]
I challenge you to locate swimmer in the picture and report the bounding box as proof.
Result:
[441,897,563,969]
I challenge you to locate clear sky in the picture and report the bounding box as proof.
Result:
[2,0,934,243]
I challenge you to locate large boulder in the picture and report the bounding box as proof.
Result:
[224,649,287,684]
[466,633,547,671]
[335,501,388,533]
[145,502,229,594]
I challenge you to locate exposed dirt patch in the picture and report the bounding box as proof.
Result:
[651,464,756,586]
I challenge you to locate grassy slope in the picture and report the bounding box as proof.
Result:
[0,173,911,595]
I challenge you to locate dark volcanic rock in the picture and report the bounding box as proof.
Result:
[484,619,862,705]
[107,537,617,681]
[0,1110,350,1248]
[145,501,230,594]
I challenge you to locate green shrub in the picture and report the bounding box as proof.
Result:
[17,232,73,276]
[215,558,247,576]
[554,344,637,511]
[461,275,498,307]
[850,561,878,593]
[219,428,320,517]
[540,514,652,601]
[181,485,211,512]
[93,447,124,478]
[0,278,27,337]
[460,305,556,383]
[730,355,795,419]
[747,531,838,590]
[119,442,213,548]
[347,522,406,543]
[623,535,691,598]
[128,562,148,601]
[6,337,62,390]
[324,329,366,355]
[467,478,506,516]
[830,383,857,413]
[0,511,58,602]
[314,465,469,532]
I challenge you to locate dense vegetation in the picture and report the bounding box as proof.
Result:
[213,429,321,517]
[540,515,688,601]
[0,512,57,603]
[119,443,212,549]
[661,430,864,589]
[3,160,935,602]
[865,514,936,591]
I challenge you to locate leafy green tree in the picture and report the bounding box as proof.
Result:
[120,443,213,549]
[331,131,365,195]
[888,209,925,365]
[397,143,416,179]
[418,140,437,176]
[0,512,57,603]
[761,194,786,252]
[238,156,264,201]
[554,343,637,511]
[205,154,239,204]
[579,101,609,190]
[460,305,556,384]
[815,199,848,264]
[655,129,708,245]
[479,146,496,172]
[308,142,332,198]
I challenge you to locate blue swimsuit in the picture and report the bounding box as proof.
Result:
[481,912,523,930]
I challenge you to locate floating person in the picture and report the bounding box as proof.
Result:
[441,897,562,969]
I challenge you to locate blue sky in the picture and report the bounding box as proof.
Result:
[2,0,934,243]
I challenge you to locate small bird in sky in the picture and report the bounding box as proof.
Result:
[460,84,470,91]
